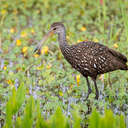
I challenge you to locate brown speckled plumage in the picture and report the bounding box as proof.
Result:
[35,22,128,100]
[62,41,127,76]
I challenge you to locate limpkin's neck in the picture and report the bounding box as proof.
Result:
[57,28,72,61]
[57,29,69,50]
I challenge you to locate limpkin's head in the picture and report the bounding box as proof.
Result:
[50,22,65,34]
[34,22,65,53]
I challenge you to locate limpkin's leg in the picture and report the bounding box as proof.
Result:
[92,77,99,100]
[85,77,92,100]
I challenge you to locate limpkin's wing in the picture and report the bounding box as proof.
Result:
[88,42,128,72]
[72,41,127,74]
[81,41,127,64]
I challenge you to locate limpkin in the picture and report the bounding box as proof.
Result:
[34,22,128,100]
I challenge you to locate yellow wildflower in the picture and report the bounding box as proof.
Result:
[46,64,52,69]
[21,31,27,38]
[113,43,118,48]
[36,65,43,70]
[93,39,99,42]
[10,28,15,33]
[41,46,49,54]
[70,84,73,89]
[76,75,80,86]
[1,9,7,15]
[77,40,82,43]
[81,26,86,31]
[16,39,21,46]
[36,66,41,70]
[66,36,69,40]
[22,46,28,53]
[31,28,35,34]
[7,80,13,85]
[34,54,39,58]
[3,66,7,70]
[59,91,63,96]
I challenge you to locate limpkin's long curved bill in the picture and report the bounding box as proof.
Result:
[34,30,54,53]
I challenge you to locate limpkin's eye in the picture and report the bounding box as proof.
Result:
[53,28,57,30]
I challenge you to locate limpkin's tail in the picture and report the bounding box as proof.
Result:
[108,48,128,70]
[121,64,128,70]
[109,48,127,64]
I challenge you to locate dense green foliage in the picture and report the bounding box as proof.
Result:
[3,86,126,128]
[0,0,128,127]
